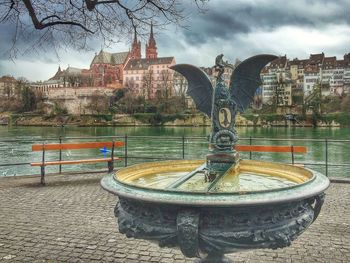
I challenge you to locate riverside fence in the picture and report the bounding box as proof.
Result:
[0,135,349,178]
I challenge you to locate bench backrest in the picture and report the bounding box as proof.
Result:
[32,141,124,151]
[236,145,307,153]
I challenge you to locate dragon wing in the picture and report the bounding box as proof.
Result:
[230,54,278,113]
[170,64,213,117]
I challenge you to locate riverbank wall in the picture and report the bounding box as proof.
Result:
[1,112,349,127]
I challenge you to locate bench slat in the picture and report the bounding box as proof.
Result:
[30,157,121,166]
[236,145,307,153]
[32,141,124,151]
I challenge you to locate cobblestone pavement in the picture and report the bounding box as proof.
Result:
[0,172,349,263]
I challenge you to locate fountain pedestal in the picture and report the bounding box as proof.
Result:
[101,54,329,262]
[102,159,328,262]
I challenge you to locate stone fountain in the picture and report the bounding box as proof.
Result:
[101,54,329,262]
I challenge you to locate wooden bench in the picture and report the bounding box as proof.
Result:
[235,145,307,165]
[31,141,124,185]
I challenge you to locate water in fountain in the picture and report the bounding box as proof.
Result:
[131,164,298,192]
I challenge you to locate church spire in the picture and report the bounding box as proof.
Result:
[146,22,158,59]
[150,21,154,40]
[133,30,138,44]
[130,29,141,60]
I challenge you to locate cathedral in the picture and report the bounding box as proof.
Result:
[123,24,175,99]
[46,24,175,95]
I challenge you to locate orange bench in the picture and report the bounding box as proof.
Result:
[235,145,307,165]
[31,141,124,185]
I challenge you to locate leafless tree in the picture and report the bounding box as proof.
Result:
[81,74,94,87]
[173,71,187,106]
[159,69,173,99]
[173,71,187,96]
[142,69,154,99]
[67,74,81,87]
[1,0,207,58]
[88,89,109,114]
[124,78,136,93]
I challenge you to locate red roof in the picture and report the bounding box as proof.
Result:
[322,56,336,69]
[269,55,287,68]
[309,53,324,65]
[304,64,319,74]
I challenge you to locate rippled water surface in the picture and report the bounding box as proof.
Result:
[132,170,297,192]
[0,125,349,177]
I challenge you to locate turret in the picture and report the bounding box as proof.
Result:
[146,22,158,59]
[130,30,141,60]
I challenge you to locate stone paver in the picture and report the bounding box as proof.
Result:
[0,173,349,262]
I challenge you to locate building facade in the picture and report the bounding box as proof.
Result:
[34,24,177,101]
[123,24,176,99]
[261,52,350,105]
[0,76,17,98]
[124,57,176,99]
[260,56,293,106]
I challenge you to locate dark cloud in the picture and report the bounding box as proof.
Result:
[0,22,55,62]
[1,0,350,80]
[183,10,250,44]
[0,12,104,63]
[182,0,350,45]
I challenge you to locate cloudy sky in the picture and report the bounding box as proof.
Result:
[1,0,350,81]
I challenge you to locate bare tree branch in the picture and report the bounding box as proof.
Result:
[0,0,208,58]
[0,0,15,23]
[22,0,94,33]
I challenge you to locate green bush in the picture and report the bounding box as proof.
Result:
[91,114,112,121]
[133,113,185,125]
[319,112,350,126]
[109,106,118,114]
[53,103,68,115]
[242,113,285,123]
[145,105,157,113]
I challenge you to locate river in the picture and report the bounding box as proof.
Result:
[0,125,349,178]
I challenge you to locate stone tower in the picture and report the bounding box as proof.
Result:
[130,31,141,60]
[146,23,158,59]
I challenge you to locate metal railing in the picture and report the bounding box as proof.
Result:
[0,135,350,178]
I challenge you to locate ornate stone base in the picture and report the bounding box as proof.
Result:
[114,194,325,259]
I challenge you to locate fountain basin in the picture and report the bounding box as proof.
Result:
[101,160,329,259]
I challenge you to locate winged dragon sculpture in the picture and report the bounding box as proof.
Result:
[171,54,277,177]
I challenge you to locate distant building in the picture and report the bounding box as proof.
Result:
[31,66,85,92]
[123,24,176,99]
[124,57,176,99]
[342,53,350,94]
[287,58,308,81]
[261,52,350,106]
[261,68,277,104]
[321,56,337,85]
[86,50,129,88]
[0,76,17,97]
[260,55,293,106]
[329,60,345,96]
[36,24,177,101]
[145,23,158,59]
[303,64,319,96]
